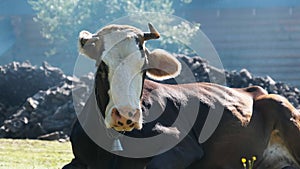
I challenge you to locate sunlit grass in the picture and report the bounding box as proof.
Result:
[0,139,260,169]
[0,139,73,169]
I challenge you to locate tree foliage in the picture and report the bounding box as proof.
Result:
[28,0,199,57]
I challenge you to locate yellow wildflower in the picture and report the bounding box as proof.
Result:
[241,158,247,163]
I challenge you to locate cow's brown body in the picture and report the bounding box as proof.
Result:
[64,79,300,169]
[143,80,300,169]
[189,93,300,169]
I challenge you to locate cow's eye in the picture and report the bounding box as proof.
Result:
[138,43,143,50]
[135,37,144,50]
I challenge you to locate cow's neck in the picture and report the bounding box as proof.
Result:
[95,62,110,117]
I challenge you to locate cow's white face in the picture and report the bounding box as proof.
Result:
[79,23,181,131]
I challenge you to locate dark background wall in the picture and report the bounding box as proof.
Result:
[0,0,300,87]
[176,2,300,87]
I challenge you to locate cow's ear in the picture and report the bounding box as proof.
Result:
[146,49,181,81]
[79,30,102,61]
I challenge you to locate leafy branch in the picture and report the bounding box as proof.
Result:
[28,0,198,57]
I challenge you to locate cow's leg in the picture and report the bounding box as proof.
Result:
[146,134,203,169]
[276,97,300,167]
[62,158,87,169]
[66,120,114,169]
[282,166,299,169]
[62,121,89,169]
[115,156,149,169]
[255,94,300,168]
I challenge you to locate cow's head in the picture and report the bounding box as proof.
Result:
[79,23,181,131]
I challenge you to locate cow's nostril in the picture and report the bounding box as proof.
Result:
[118,121,124,126]
[126,119,132,125]
[112,108,121,118]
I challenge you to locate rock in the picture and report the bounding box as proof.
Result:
[240,69,252,80]
[0,61,91,140]
[38,131,61,140]
[252,77,266,88]
[265,76,276,86]
[267,84,277,93]
[0,61,65,107]
[288,96,299,107]
[0,103,7,125]
[191,61,201,71]
[41,62,65,79]
[42,117,70,133]
[25,97,39,110]
[0,126,7,138]
[2,116,29,134]
[52,102,73,120]
[294,87,300,94]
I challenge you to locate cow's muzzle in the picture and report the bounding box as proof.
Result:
[109,107,142,131]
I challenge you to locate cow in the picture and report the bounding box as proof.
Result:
[63,23,300,169]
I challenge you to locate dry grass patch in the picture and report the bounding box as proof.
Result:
[0,139,73,169]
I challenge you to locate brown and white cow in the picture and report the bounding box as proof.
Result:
[63,23,300,169]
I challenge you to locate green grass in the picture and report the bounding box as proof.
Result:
[0,139,73,169]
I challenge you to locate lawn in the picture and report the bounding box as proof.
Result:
[0,139,73,169]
